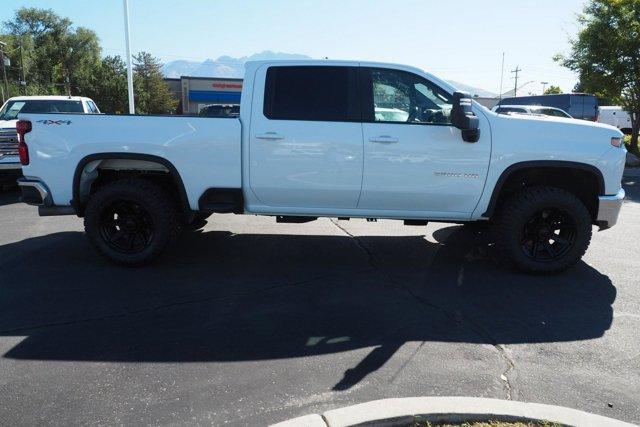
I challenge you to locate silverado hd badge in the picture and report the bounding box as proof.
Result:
[434,172,480,179]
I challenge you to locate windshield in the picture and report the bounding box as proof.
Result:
[0,99,84,121]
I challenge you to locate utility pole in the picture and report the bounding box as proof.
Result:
[63,68,71,97]
[0,41,9,104]
[19,44,26,95]
[541,81,548,95]
[511,66,521,97]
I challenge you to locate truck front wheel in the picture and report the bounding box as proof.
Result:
[495,186,592,274]
[84,179,178,266]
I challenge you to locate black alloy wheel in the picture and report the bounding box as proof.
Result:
[495,186,592,274]
[520,207,577,262]
[99,200,155,254]
[84,178,179,266]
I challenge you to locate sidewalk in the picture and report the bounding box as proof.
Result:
[272,397,636,427]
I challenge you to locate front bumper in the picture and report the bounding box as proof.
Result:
[0,155,21,171]
[0,162,21,171]
[0,160,21,184]
[597,188,625,229]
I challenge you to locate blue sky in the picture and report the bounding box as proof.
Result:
[0,0,586,94]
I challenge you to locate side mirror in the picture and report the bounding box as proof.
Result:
[451,91,480,143]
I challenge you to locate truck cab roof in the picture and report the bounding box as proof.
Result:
[243,59,458,96]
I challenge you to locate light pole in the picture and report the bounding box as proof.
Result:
[541,81,549,95]
[123,0,135,114]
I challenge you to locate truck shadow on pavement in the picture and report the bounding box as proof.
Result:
[622,176,640,202]
[0,189,20,207]
[0,222,615,391]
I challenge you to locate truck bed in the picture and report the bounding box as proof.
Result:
[19,113,242,209]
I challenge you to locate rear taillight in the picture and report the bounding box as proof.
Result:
[611,137,623,147]
[16,120,32,165]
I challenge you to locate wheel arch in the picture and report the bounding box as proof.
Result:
[483,160,605,220]
[72,153,191,216]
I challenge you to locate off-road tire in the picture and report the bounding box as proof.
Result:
[495,186,592,274]
[84,179,179,266]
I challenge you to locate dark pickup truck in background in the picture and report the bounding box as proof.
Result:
[498,93,598,121]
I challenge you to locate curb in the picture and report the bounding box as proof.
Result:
[271,397,636,427]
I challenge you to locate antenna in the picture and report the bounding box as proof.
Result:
[498,52,505,101]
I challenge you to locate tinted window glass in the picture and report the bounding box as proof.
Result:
[264,66,358,121]
[0,100,83,120]
[87,101,100,113]
[496,107,527,114]
[583,97,597,120]
[368,68,452,124]
[541,108,570,118]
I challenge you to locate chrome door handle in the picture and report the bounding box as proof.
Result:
[369,135,398,143]
[256,132,285,140]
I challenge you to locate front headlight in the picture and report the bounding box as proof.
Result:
[611,137,623,147]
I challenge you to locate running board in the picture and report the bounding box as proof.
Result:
[276,216,318,224]
[404,220,429,226]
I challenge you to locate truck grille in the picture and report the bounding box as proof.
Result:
[0,128,19,157]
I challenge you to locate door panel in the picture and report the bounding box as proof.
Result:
[358,67,490,214]
[249,65,363,209]
[360,122,490,212]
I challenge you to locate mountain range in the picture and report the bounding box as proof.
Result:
[161,51,312,79]
[161,51,496,97]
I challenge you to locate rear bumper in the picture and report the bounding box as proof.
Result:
[597,188,625,229]
[18,178,51,206]
[17,178,75,216]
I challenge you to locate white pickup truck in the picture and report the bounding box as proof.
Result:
[16,60,626,273]
[0,95,100,182]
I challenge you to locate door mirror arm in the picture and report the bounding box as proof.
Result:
[451,91,480,143]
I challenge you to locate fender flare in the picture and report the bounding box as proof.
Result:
[482,160,605,217]
[71,153,191,216]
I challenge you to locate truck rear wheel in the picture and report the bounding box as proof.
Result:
[84,179,178,266]
[495,186,592,274]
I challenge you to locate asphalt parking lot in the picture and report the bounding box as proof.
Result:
[0,178,639,426]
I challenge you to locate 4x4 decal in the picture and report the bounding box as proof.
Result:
[36,119,72,125]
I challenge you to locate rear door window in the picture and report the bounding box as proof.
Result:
[263,66,359,122]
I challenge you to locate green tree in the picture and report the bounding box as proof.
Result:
[133,51,177,115]
[544,85,563,95]
[555,0,640,155]
[2,7,101,97]
[84,55,128,114]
